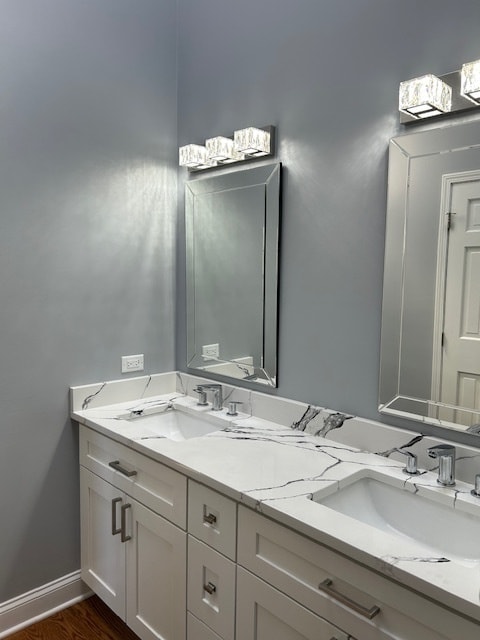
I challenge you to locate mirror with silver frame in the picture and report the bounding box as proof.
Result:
[379,119,480,435]
[185,162,281,386]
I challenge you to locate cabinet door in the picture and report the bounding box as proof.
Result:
[126,499,187,640]
[80,467,126,618]
[236,567,349,640]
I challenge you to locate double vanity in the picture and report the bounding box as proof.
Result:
[71,371,480,640]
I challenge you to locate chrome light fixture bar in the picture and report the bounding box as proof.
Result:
[179,125,274,171]
[399,59,480,124]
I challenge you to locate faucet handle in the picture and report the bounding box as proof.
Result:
[193,386,208,406]
[226,401,243,416]
[471,474,480,497]
[393,448,419,475]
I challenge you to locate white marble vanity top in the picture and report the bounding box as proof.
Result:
[71,372,480,625]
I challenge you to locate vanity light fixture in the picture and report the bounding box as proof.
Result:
[399,74,452,119]
[179,125,274,171]
[233,127,271,156]
[179,144,216,169]
[461,58,480,104]
[205,136,245,163]
[399,59,480,124]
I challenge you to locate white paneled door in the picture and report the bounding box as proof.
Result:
[438,174,480,425]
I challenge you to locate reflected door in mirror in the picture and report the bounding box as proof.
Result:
[435,173,480,424]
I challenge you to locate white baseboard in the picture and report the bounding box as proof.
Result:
[0,570,92,638]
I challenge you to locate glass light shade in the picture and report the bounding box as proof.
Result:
[233,127,270,155]
[461,59,480,104]
[205,136,244,162]
[179,144,215,168]
[399,74,452,118]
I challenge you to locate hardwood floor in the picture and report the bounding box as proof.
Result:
[6,596,140,640]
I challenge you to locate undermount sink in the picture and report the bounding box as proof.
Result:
[124,407,220,441]
[311,471,480,566]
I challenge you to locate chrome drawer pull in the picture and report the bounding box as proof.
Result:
[203,513,217,525]
[203,581,217,595]
[318,578,380,620]
[111,497,122,535]
[121,503,132,542]
[109,460,137,477]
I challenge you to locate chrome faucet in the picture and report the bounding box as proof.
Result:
[201,384,223,411]
[427,444,456,486]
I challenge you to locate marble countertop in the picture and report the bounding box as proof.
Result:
[71,386,480,624]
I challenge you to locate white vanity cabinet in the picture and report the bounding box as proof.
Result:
[79,426,187,640]
[237,506,480,640]
[78,424,480,640]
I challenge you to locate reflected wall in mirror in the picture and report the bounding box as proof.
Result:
[185,163,281,386]
[379,120,480,434]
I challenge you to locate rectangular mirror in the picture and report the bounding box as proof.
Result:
[379,120,480,435]
[185,163,281,386]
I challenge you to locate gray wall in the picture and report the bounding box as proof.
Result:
[176,0,480,429]
[4,0,480,609]
[0,0,177,602]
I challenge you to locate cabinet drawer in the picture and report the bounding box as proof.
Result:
[237,567,350,640]
[188,480,236,560]
[187,613,223,640]
[238,506,478,640]
[187,536,236,640]
[80,426,187,528]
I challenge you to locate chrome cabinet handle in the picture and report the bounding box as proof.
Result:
[203,513,217,525]
[121,503,132,542]
[203,581,217,595]
[318,578,380,620]
[109,460,138,477]
[111,497,122,535]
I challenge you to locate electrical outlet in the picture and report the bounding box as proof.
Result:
[202,343,219,359]
[121,354,144,373]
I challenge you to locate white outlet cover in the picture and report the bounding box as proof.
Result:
[121,354,144,373]
[202,343,219,359]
